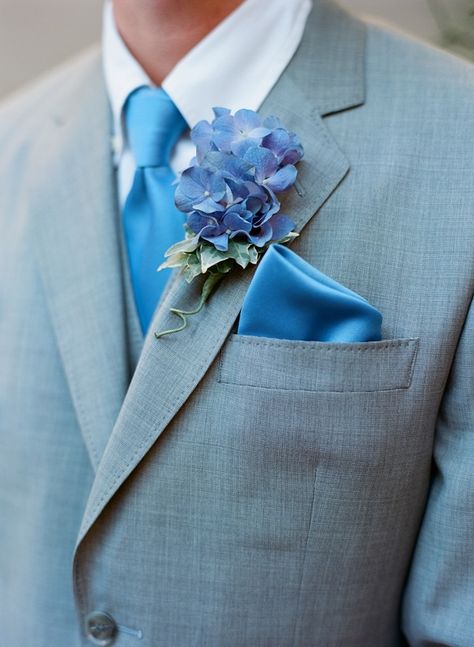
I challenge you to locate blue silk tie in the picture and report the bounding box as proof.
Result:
[123,87,187,333]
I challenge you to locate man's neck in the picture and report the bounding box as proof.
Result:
[112,0,244,86]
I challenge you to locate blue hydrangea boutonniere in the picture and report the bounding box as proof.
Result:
[155,107,304,338]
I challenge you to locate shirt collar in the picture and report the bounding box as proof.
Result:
[102,0,312,161]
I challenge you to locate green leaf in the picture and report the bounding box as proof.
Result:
[183,253,203,283]
[158,252,188,271]
[199,246,231,273]
[164,234,200,257]
[248,245,259,264]
[277,231,299,245]
[159,231,299,286]
[226,240,251,269]
[215,259,235,275]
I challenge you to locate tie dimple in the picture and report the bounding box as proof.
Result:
[124,86,187,168]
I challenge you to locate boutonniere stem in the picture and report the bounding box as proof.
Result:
[155,272,224,338]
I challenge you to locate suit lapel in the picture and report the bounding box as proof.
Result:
[76,0,367,543]
[32,52,131,471]
[78,3,364,545]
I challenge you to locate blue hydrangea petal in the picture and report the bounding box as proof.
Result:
[191,120,213,161]
[261,129,304,166]
[262,128,290,158]
[253,208,275,228]
[244,196,264,215]
[280,143,304,166]
[248,126,272,139]
[225,202,251,216]
[234,109,262,133]
[268,214,296,240]
[187,212,220,234]
[175,166,222,212]
[222,182,233,205]
[248,222,273,247]
[191,119,212,142]
[202,232,230,252]
[252,194,280,227]
[212,115,238,153]
[192,197,225,214]
[224,178,247,203]
[224,210,253,233]
[204,152,253,181]
[178,167,210,195]
[175,187,198,212]
[243,146,278,183]
[265,164,297,192]
[266,198,281,218]
[213,131,235,153]
[175,183,200,211]
[213,107,231,118]
[230,137,261,158]
[199,151,222,173]
[224,204,258,240]
[213,114,237,131]
[244,181,268,201]
[209,176,226,201]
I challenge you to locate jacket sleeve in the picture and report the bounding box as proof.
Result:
[401,294,474,645]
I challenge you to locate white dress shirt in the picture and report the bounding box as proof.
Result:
[102,0,312,208]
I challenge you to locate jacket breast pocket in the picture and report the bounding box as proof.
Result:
[173,334,424,560]
[217,334,420,393]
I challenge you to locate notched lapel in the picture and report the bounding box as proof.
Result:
[77,63,358,544]
[32,52,131,471]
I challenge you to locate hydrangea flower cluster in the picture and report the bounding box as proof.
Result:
[160,107,304,282]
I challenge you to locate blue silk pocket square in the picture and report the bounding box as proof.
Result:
[238,244,382,342]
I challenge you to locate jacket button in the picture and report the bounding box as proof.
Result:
[84,611,118,646]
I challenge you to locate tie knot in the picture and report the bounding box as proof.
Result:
[124,86,187,168]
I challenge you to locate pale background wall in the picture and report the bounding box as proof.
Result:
[0,1,473,100]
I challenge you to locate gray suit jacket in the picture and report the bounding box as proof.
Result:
[1,2,474,645]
